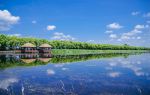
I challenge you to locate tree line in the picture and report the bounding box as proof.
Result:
[0,34,150,50]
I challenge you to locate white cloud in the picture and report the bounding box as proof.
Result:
[54,64,64,67]
[131,11,140,16]
[0,78,18,90]
[145,25,150,28]
[51,32,76,41]
[32,20,37,24]
[105,30,113,34]
[116,24,144,42]
[8,33,21,37]
[62,68,69,71]
[119,60,145,76]
[144,12,150,17]
[120,35,130,40]
[119,29,142,41]
[124,29,142,36]
[0,10,20,31]
[107,22,123,29]
[134,25,145,29]
[117,39,122,42]
[131,37,136,39]
[109,34,117,39]
[87,40,96,43]
[147,21,150,24]
[137,36,141,40]
[47,69,55,75]
[108,72,121,78]
[47,25,56,31]
[108,62,117,67]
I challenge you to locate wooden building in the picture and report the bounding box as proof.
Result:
[39,44,52,53]
[21,43,38,53]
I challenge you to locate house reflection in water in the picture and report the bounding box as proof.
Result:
[38,53,52,63]
[20,53,52,64]
[21,58,36,64]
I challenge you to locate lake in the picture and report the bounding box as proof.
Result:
[0,53,150,95]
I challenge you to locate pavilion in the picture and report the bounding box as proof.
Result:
[39,44,52,53]
[21,43,38,53]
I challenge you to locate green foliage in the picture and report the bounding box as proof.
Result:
[0,53,142,69]
[51,53,137,63]
[0,34,150,50]
[51,49,149,55]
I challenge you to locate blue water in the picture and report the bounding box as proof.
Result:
[0,53,150,95]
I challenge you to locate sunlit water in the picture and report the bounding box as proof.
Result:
[0,53,150,95]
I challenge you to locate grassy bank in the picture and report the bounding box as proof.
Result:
[51,49,150,55]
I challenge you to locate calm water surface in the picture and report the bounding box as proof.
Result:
[0,53,150,95]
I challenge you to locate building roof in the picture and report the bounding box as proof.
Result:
[21,43,36,47]
[39,44,52,48]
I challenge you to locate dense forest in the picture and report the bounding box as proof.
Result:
[0,34,150,50]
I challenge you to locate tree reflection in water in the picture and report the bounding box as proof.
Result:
[0,53,142,69]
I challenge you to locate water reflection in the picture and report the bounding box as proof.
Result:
[0,53,150,95]
[0,53,143,69]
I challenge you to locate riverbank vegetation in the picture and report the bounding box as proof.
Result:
[51,49,149,55]
[0,34,150,50]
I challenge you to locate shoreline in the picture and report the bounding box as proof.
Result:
[51,49,150,55]
[0,49,149,55]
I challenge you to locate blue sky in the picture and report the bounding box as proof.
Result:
[0,0,150,46]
